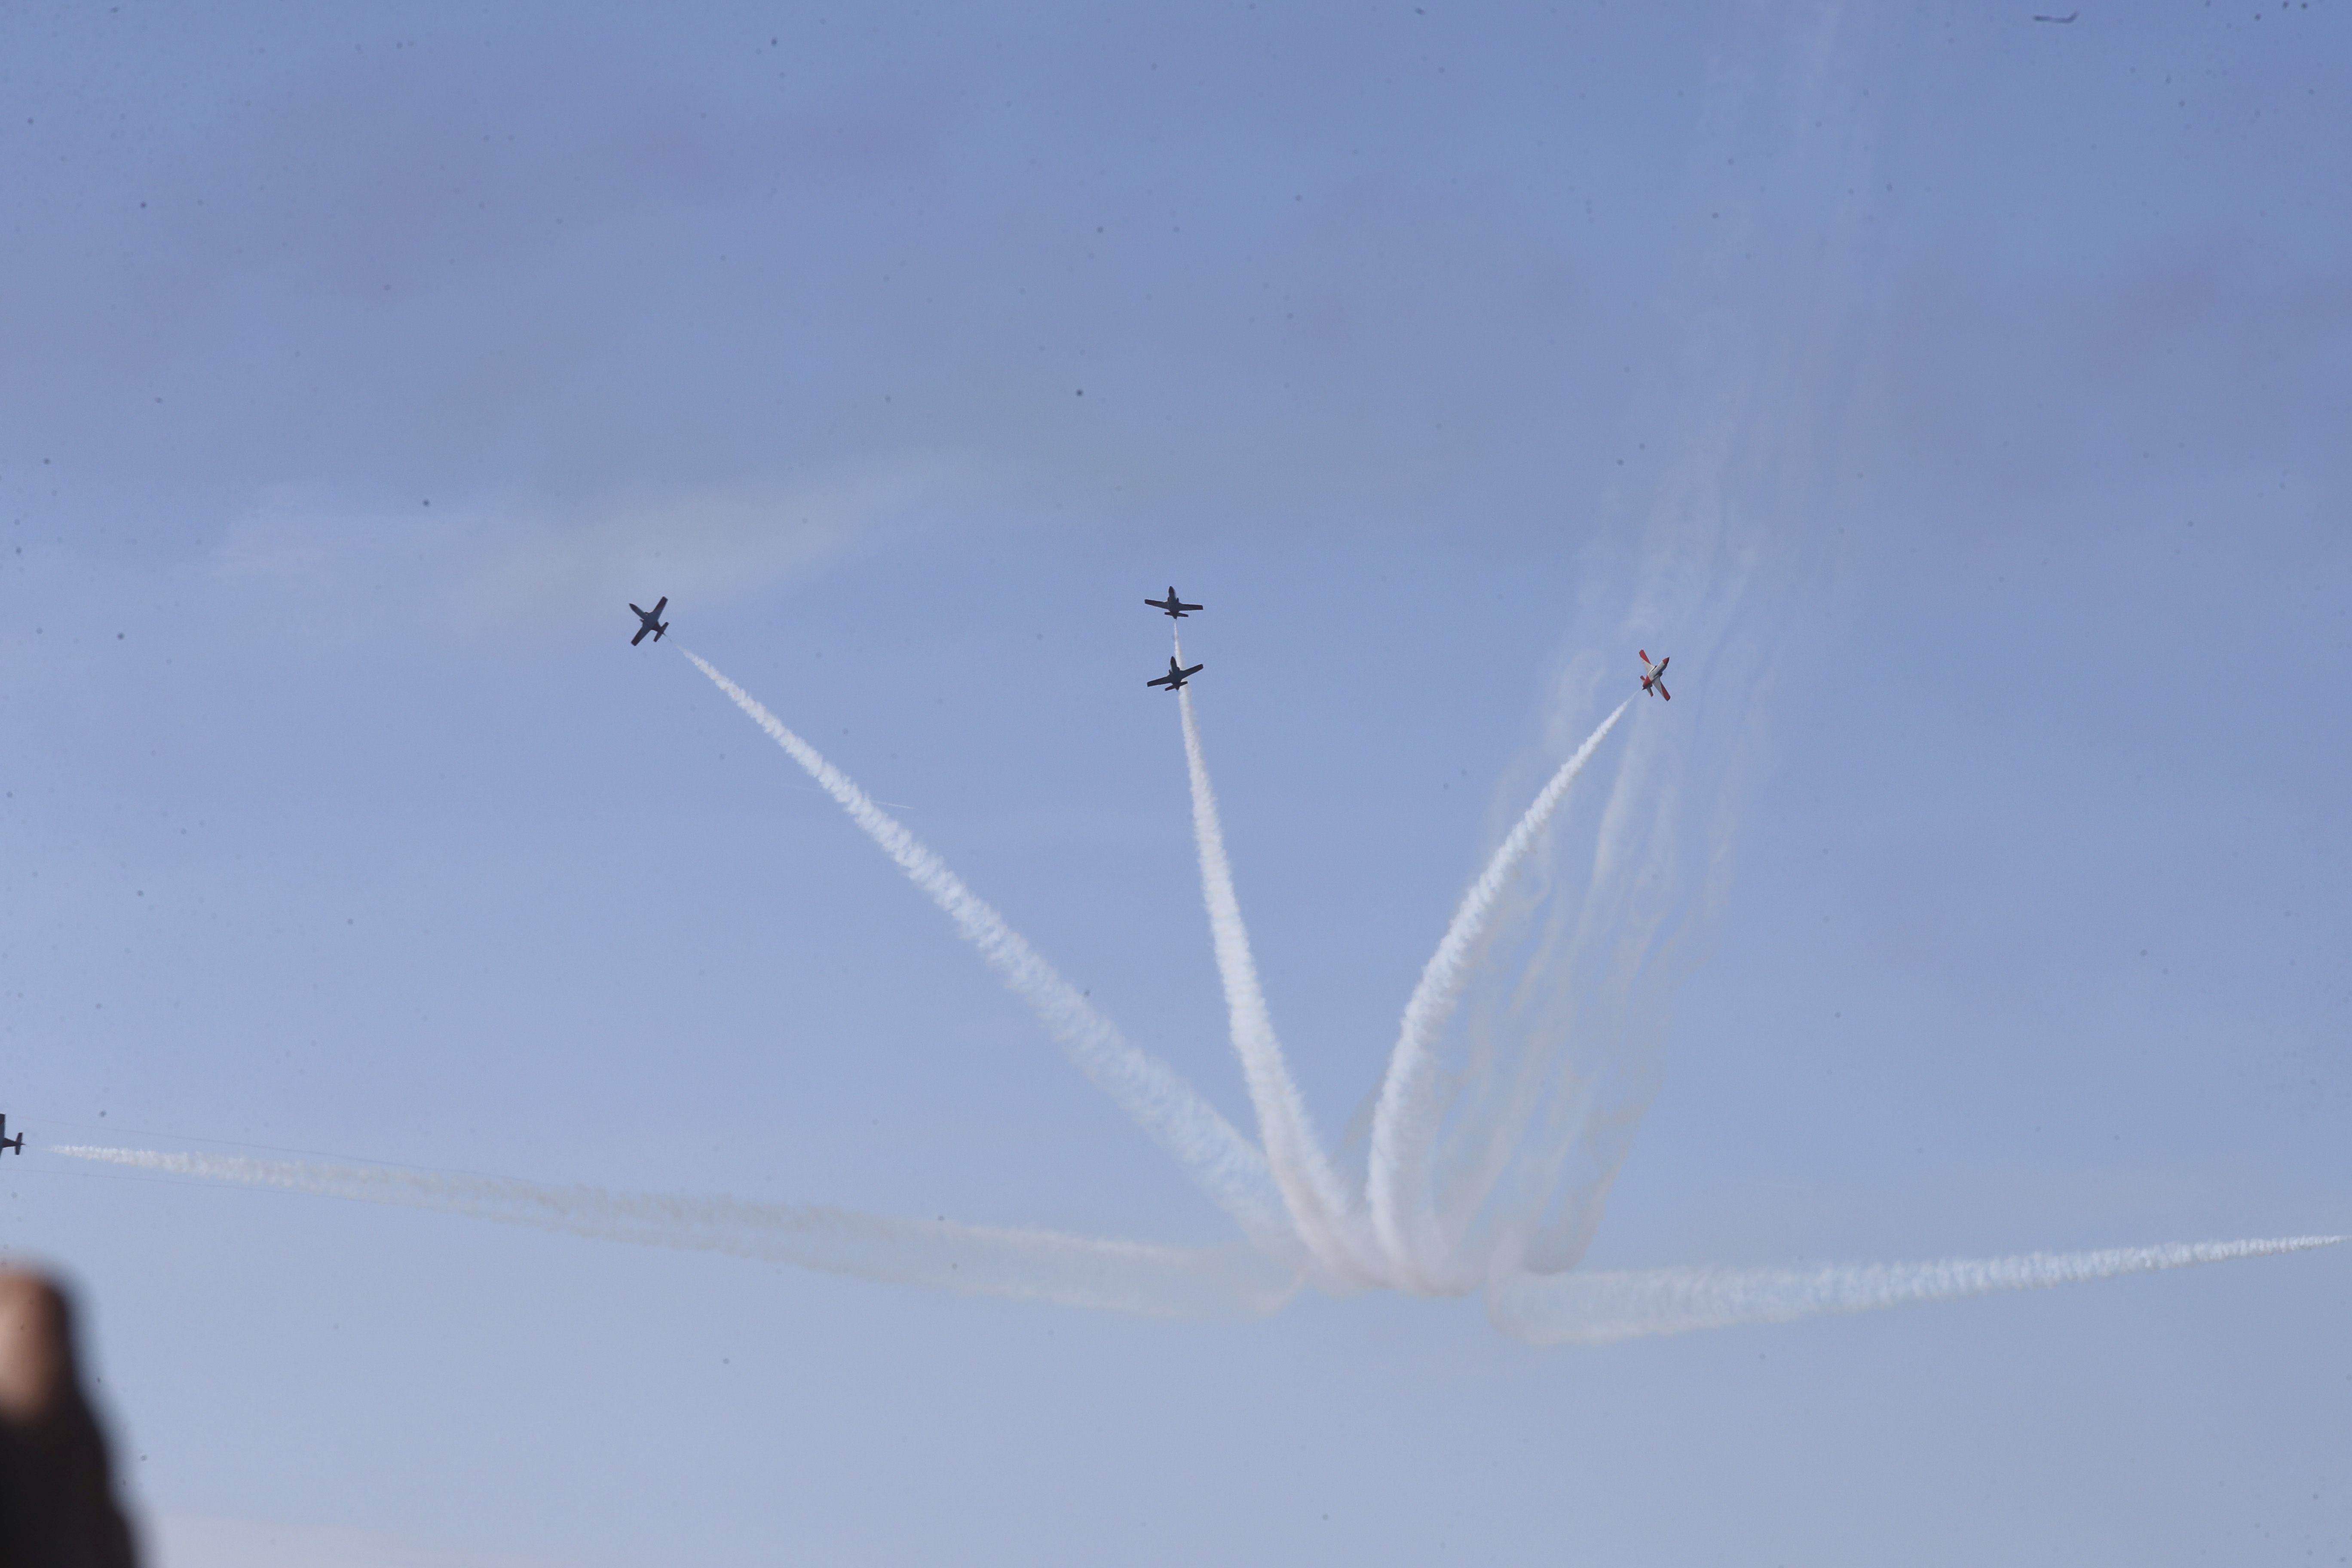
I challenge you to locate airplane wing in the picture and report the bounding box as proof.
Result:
[1657,684,1670,701]
[631,626,649,646]
[652,597,667,616]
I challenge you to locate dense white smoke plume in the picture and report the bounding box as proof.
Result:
[1173,640,1378,1287]
[1367,699,1632,1291]
[54,1145,1295,1320]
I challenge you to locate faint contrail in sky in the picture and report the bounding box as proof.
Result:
[681,649,1298,1262]
[1173,643,1375,1285]
[1369,698,1631,1285]
[1484,1234,2346,1343]
[53,1145,1297,1320]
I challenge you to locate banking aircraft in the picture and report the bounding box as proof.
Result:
[1144,587,1202,619]
[1147,656,1204,692]
[0,1115,21,1155]
[629,597,669,646]
[1639,649,1672,701]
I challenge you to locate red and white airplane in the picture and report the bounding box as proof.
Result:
[1638,649,1672,701]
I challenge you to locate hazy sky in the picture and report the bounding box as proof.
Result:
[4,2,2348,1564]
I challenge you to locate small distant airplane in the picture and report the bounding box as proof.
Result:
[0,1115,21,1155]
[629,597,669,646]
[2033,10,2078,21]
[1638,649,1672,701]
[1147,656,1204,692]
[1144,587,1202,619]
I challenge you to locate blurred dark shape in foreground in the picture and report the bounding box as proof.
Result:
[0,1273,137,1568]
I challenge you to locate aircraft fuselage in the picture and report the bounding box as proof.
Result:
[1145,586,1202,619]
[1638,649,1672,700]
[1148,655,1204,691]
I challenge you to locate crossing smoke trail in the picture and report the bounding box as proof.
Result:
[1485,1235,2346,1344]
[1173,640,1375,1286]
[1368,698,1632,1287]
[54,1145,1298,1320]
[681,650,1299,1263]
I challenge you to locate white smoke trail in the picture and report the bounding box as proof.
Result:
[54,1145,1298,1320]
[1368,698,1632,1286]
[680,649,1297,1262]
[1485,1234,2346,1344]
[1172,655,1375,1286]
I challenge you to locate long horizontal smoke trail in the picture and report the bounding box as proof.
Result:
[1174,666,1373,1284]
[54,1145,1298,1320]
[680,650,1296,1262]
[1368,698,1632,1284]
[1485,1234,2346,1344]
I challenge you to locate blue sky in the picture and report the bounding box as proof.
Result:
[4,2,2348,1563]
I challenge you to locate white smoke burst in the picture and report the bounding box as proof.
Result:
[56,648,2338,1339]
[668,652,2331,1337]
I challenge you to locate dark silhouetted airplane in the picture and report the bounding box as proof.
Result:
[1,1115,21,1155]
[1148,656,1204,692]
[630,597,669,646]
[1144,587,1202,619]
